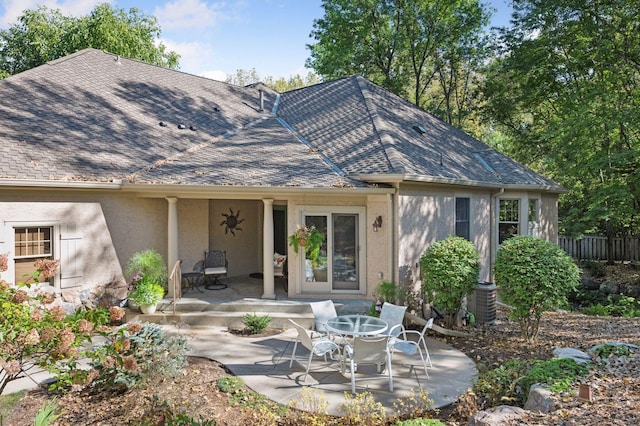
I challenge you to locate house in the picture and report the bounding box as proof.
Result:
[0,48,563,307]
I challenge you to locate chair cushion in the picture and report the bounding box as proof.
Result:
[273,253,287,267]
[205,267,227,275]
[391,340,418,356]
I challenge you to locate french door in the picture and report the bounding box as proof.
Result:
[299,207,365,293]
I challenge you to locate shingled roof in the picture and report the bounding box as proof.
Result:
[0,48,562,192]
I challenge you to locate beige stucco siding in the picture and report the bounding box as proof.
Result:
[540,193,559,243]
[397,186,493,289]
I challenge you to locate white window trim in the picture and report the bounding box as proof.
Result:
[3,221,60,289]
[296,205,367,295]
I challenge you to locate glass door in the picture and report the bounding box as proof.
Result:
[332,214,359,290]
[304,215,328,285]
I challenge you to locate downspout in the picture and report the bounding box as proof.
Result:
[489,188,505,282]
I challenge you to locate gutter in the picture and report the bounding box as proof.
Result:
[0,179,123,190]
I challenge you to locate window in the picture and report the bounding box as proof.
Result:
[528,199,539,237]
[14,227,53,283]
[455,197,470,240]
[498,200,519,244]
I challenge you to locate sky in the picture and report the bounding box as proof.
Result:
[0,0,513,82]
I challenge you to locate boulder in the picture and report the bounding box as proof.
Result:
[467,405,525,426]
[524,384,556,413]
[553,347,591,363]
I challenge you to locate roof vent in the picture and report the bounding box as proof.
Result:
[159,121,168,127]
[213,107,220,112]
[189,126,197,131]
[177,124,186,129]
[114,55,121,65]
[258,89,264,112]
[413,125,426,135]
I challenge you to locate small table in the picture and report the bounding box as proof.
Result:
[325,315,388,337]
[181,272,204,293]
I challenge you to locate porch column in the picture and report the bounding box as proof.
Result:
[262,198,276,299]
[166,197,179,298]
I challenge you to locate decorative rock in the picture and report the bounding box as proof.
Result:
[467,405,526,426]
[524,384,556,413]
[553,347,592,363]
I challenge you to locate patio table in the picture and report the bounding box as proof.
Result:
[181,272,204,293]
[325,315,388,338]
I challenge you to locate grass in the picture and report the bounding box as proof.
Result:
[0,390,26,423]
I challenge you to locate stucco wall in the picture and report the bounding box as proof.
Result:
[540,193,559,243]
[209,199,262,277]
[397,186,493,289]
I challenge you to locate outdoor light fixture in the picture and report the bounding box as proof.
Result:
[372,216,383,232]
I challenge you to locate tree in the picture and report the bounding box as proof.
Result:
[226,68,321,92]
[420,235,479,328]
[0,4,179,76]
[482,0,640,243]
[307,0,491,133]
[494,236,580,343]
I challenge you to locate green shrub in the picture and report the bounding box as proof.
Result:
[494,236,580,342]
[216,376,244,393]
[126,249,168,288]
[581,260,606,278]
[582,295,640,317]
[369,281,406,317]
[420,236,479,328]
[473,359,529,406]
[242,313,272,334]
[89,322,190,392]
[394,419,446,426]
[520,358,588,395]
[594,344,630,359]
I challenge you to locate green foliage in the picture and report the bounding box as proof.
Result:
[473,359,529,406]
[482,0,640,237]
[34,398,60,426]
[339,391,386,424]
[226,68,321,92]
[582,295,640,318]
[241,313,272,334]
[520,358,588,396]
[0,258,101,395]
[369,281,406,317]
[594,344,631,359]
[288,225,325,265]
[128,276,165,306]
[420,236,480,328]
[0,390,25,422]
[216,376,244,393]
[581,260,606,278]
[136,395,216,426]
[126,249,168,287]
[0,4,179,76]
[308,0,491,134]
[494,236,580,342]
[391,388,436,423]
[88,322,189,392]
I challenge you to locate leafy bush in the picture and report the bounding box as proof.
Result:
[582,295,640,317]
[88,322,190,392]
[242,313,272,334]
[420,236,479,328]
[216,376,244,393]
[594,344,631,359]
[369,281,406,317]
[581,260,606,278]
[128,275,165,306]
[473,359,529,407]
[394,419,446,426]
[494,236,580,342]
[0,255,104,394]
[34,398,60,426]
[126,249,168,288]
[520,358,588,395]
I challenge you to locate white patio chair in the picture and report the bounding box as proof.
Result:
[342,335,393,393]
[308,300,338,337]
[288,319,341,381]
[203,250,228,289]
[379,302,407,338]
[389,318,434,378]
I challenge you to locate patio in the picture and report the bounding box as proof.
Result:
[148,275,478,416]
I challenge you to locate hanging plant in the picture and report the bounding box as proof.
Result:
[288,225,325,257]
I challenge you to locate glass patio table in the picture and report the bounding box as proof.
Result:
[325,315,388,337]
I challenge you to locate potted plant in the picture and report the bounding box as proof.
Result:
[128,274,165,314]
[288,225,325,257]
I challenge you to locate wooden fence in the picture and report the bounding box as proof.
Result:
[558,235,640,262]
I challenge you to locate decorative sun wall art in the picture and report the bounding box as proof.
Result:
[220,208,244,236]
